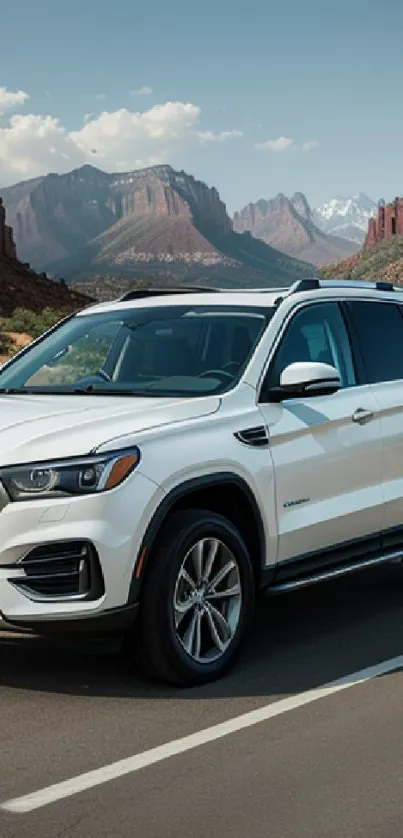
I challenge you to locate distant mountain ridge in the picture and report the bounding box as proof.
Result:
[313,193,377,244]
[233,193,358,265]
[0,165,314,291]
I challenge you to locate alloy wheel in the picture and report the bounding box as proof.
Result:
[173,537,242,664]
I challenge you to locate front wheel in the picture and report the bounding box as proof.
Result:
[128,510,255,686]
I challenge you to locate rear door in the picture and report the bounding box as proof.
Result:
[258,300,384,569]
[344,299,403,550]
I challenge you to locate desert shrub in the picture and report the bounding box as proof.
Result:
[0,308,65,340]
[0,332,15,357]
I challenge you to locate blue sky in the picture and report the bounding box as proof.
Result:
[1,0,401,212]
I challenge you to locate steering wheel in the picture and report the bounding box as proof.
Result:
[199,369,234,383]
[222,361,241,374]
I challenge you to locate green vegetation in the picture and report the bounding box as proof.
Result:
[0,307,65,359]
[0,307,66,340]
[321,236,403,284]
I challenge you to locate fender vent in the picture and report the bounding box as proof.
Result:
[234,426,269,447]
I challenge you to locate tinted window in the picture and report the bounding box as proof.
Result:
[0,305,273,397]
[265,302,356,391]
[346,301,403,384]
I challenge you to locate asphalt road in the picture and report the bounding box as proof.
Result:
[0,563,402,838]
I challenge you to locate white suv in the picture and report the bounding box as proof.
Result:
[0,279,401,685]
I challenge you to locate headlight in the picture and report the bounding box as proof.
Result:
[0,448,141,501]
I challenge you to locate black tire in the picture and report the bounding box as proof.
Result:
[126,509,255,687]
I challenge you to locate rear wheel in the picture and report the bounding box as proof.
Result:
[128,510,255,686]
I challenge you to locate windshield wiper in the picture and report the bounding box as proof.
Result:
[0,385,148,396]
[72,386,141,395]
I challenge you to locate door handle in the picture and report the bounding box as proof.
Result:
[352,408,374,425]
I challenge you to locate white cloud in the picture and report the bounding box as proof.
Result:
[95,93,106,101]
[0,114,83,178]
[131,86,153,96]
[255,136,295,152]
[255,136,319,153]
[71,103,201,164]
[197,129,242,143]
[301,140,319,152]
[0,98,241,184]
[0,86,29,114]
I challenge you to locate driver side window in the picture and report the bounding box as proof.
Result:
[264,302,356,392]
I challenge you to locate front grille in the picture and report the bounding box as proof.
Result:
[11,541,104,602]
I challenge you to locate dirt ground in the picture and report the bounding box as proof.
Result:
[0,332,32,364]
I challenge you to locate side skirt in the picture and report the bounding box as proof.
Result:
[263,546,403,596]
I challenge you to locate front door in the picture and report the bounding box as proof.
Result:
[258,300,384,569]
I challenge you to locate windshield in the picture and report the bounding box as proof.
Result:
[0,304,272,397]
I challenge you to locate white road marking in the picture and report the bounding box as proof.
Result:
[3,654,403,814]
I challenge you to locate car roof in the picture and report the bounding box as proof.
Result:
[77,279,403,317]
[77,289,285,315]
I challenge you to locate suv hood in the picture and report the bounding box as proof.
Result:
[0,394,220,465]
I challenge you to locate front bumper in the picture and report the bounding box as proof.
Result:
[0,470,163,629]
[0,602,139,635]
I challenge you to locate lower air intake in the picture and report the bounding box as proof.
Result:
[11,541,104,602]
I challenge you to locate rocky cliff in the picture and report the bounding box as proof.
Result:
[364,198,403,250]
[0,198,17,260]
[0,197,92,316]
[107,166,232,233]
[233,193,358,266]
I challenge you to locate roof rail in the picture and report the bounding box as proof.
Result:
[325,279,396,292]
[272,277,400,307]
[286,278,397,297]
[375,281,395,291]
[118,285,220,302]
[273,277,319,305]
[290,278,321,293]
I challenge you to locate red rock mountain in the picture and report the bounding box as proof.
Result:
[1,166,313,289]
[233,193,359,266]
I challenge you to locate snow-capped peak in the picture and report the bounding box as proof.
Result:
[313,193,377,244]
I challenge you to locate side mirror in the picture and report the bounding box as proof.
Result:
[269,361,341,401]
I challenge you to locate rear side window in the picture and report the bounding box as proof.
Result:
[346,301,403,384]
